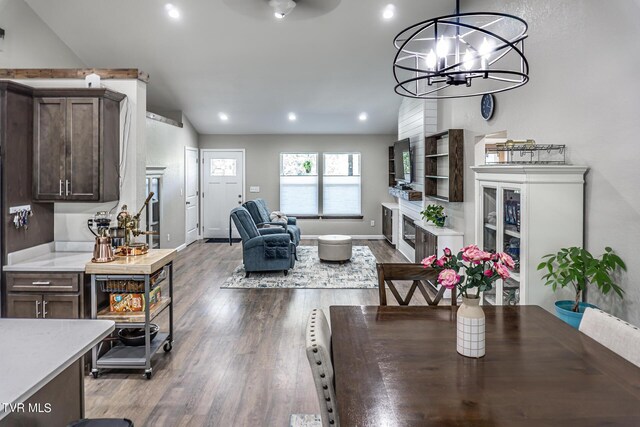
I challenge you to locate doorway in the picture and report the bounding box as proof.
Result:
[185,147,199,245]
[201,149,245,239]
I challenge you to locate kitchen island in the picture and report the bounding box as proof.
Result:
[0,318,114,426]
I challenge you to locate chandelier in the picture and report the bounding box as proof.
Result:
[393,0,529,99]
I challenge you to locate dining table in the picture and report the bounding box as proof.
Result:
[330,305,640,427]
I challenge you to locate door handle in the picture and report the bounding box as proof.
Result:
[59,180,63,196]
[35,300,41,318]
[65,180,70,196]
[186,201,191,205]
[42,300,48,318]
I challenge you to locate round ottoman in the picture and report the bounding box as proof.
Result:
[318,235,353,263]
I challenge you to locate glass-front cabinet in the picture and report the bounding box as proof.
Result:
[473,165,587,313]
[477,182,524,306]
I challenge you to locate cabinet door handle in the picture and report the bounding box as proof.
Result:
[42,300,48,318]
[59,180,63,196]
[31,281,51,285]
[35,300,41,318]
[65,180,70,196]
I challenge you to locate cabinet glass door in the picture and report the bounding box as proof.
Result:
[501,188,521,305]
[481,186,497,305]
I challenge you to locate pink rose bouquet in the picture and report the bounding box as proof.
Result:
[421,245,515,298]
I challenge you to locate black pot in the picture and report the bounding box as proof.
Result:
[118,323,159,346]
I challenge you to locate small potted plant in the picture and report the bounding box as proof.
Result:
[537,246,626,329]
[302,160,312,174]
[421,204,447,227]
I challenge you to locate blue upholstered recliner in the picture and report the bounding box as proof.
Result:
[243,199,301,246]
[230,207,296,277]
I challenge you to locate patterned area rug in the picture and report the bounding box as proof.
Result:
[289,414,321,427]
[222,246,378,289]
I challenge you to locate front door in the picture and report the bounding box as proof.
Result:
[185,147,199,245]
[202,150,244,239]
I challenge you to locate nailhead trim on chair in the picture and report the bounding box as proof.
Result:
[307,308,338,426]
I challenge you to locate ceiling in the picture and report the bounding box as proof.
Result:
[25,0,452,134]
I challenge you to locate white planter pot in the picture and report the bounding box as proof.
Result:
[456,296,485,358]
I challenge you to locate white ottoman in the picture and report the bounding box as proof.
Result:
[318,235,353,263]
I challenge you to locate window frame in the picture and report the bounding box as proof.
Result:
[322,152,362,217]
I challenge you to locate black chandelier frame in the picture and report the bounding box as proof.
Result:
[393,10,530,99]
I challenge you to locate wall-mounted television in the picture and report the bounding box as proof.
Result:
[393,138,412,184]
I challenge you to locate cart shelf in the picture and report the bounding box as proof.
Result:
[96,332,170,368]
[97,297,171,323]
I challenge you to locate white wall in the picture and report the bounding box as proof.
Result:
[199,134,395,237]
[146,114,199,249]
[439,0,640,325]
[0,0,84,67]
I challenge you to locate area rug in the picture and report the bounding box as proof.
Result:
[289,414,321,427]
[222,246,378,289]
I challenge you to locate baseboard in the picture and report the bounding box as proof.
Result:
[301,235,386,240]
[176,243,187,252]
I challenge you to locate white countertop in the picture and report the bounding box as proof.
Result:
[3,251,92,272]
[414,220,464,236]
[0,319,114,420]
[4,242,93,272]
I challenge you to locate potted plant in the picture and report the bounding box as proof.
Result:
[302,160,312,174]
[537,246,626,329]
[421,204,447,227]
[422,245,515,358]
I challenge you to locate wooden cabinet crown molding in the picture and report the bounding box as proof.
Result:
[0,68,149,83]
[33,88,126,102]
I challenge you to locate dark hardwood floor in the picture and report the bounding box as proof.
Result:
[85,239,407,426]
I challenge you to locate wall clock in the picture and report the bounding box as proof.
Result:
[480,93,495,121]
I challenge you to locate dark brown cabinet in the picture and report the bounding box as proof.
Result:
[5,272,82,319]
[415,227,438,263]
[33,89,125,202]
[382,205,393,242]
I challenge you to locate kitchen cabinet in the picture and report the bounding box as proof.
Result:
[415,226,438,263]
[33,88,125,202]
[5,272,83,319]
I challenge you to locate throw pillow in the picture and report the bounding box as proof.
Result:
[270,211,288,224]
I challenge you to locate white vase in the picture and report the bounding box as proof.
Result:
[456,296,486,358]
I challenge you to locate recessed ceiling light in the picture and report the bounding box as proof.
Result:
[288,112,297,121]
[165,4,180,19]
[219,113,229,121]
[382,4,395,20]
[274,12,285,19]
[359,112,368,121]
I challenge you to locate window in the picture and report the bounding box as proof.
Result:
[323,153,361,215]
[279,152,362,217]
[211,159,237,176]
[280,153,318,215]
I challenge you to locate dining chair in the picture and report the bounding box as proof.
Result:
[305,309,340,427]
[579,307,640,368]
[376,263,455,306]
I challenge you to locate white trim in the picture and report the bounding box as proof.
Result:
[185,146,200,244]
[301,235,386,240]
[176,243,187,252]
[199,148,246,239]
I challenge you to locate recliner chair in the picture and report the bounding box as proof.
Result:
[230,207,296,277]
[243,199,301,246]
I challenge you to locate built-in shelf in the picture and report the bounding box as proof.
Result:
[425,129,464,202]
[505,228,521,238]
[510,272,521,282]
[484,223,497,231]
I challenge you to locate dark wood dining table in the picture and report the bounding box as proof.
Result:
[330,305,640,427]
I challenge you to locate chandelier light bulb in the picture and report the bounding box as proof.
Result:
[436,36,449,58]
[425,49,437,69]
[463,49,475,71]
[479,37,492,59]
